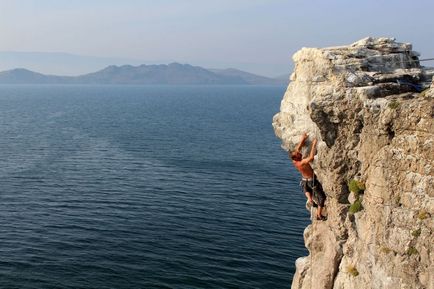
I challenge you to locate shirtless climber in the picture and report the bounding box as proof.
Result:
[290,133,327,221]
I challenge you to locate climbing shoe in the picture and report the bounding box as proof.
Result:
[316,215,327,221]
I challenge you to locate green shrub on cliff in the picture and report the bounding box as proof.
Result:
[406,247,418,256]
[347,265,359,277]
[418,209,428,220]
[420,88,430,97]
[380,246,392,254]
[349,198,363,214]
[395,195,401,206]
[411,228,421,237]
[348,179,365,196]
[388,99,400,109]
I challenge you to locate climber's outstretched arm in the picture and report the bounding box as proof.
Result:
[301,138,317,164]
[294,133,308,153]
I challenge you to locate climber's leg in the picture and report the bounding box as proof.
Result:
[314,179,327,220]
[305,191,313,204]
[317,206,322,217]
[300,179,314,204]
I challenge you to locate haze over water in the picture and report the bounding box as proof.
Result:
[0,85,309,288]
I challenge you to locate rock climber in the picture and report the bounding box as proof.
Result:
[290,132,327,221]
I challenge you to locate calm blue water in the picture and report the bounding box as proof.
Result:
[0,85,309,289]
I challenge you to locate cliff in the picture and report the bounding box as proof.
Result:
[272,37,433,289]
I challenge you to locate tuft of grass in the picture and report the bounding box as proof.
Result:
[381,247,392,254]
[418,209,428,220]
[406,247,418,256]
[420,88,429,97]
[349,198,363,215]
[411,228,421,237]
[348,179,365,195]
[388,99,400,109]
[347,265,359,277]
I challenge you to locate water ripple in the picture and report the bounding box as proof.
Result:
[0,85,309,289]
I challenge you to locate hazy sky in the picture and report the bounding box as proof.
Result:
[0,0,433,76]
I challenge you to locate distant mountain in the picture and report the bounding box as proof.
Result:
[0,51,291,79]
[210,68,285,85]
[0,68,69,84]
[0,63,284,85]
[0,51,150,76]
[74,63,246,84]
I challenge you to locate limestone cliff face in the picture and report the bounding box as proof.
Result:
[273,37,433,289]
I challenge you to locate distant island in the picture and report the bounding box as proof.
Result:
[0,63,287,85]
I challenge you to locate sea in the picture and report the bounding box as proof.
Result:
[0,85,310,289]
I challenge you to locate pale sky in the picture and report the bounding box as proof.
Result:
[0,0,433,76]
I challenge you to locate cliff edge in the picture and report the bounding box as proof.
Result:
[273,37,433,289]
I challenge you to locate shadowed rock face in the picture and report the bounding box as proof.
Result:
[272,37,433,289]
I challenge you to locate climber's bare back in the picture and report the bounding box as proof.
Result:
[293,161,314,179]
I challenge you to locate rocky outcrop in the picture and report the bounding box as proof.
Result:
[272,37,433,289]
